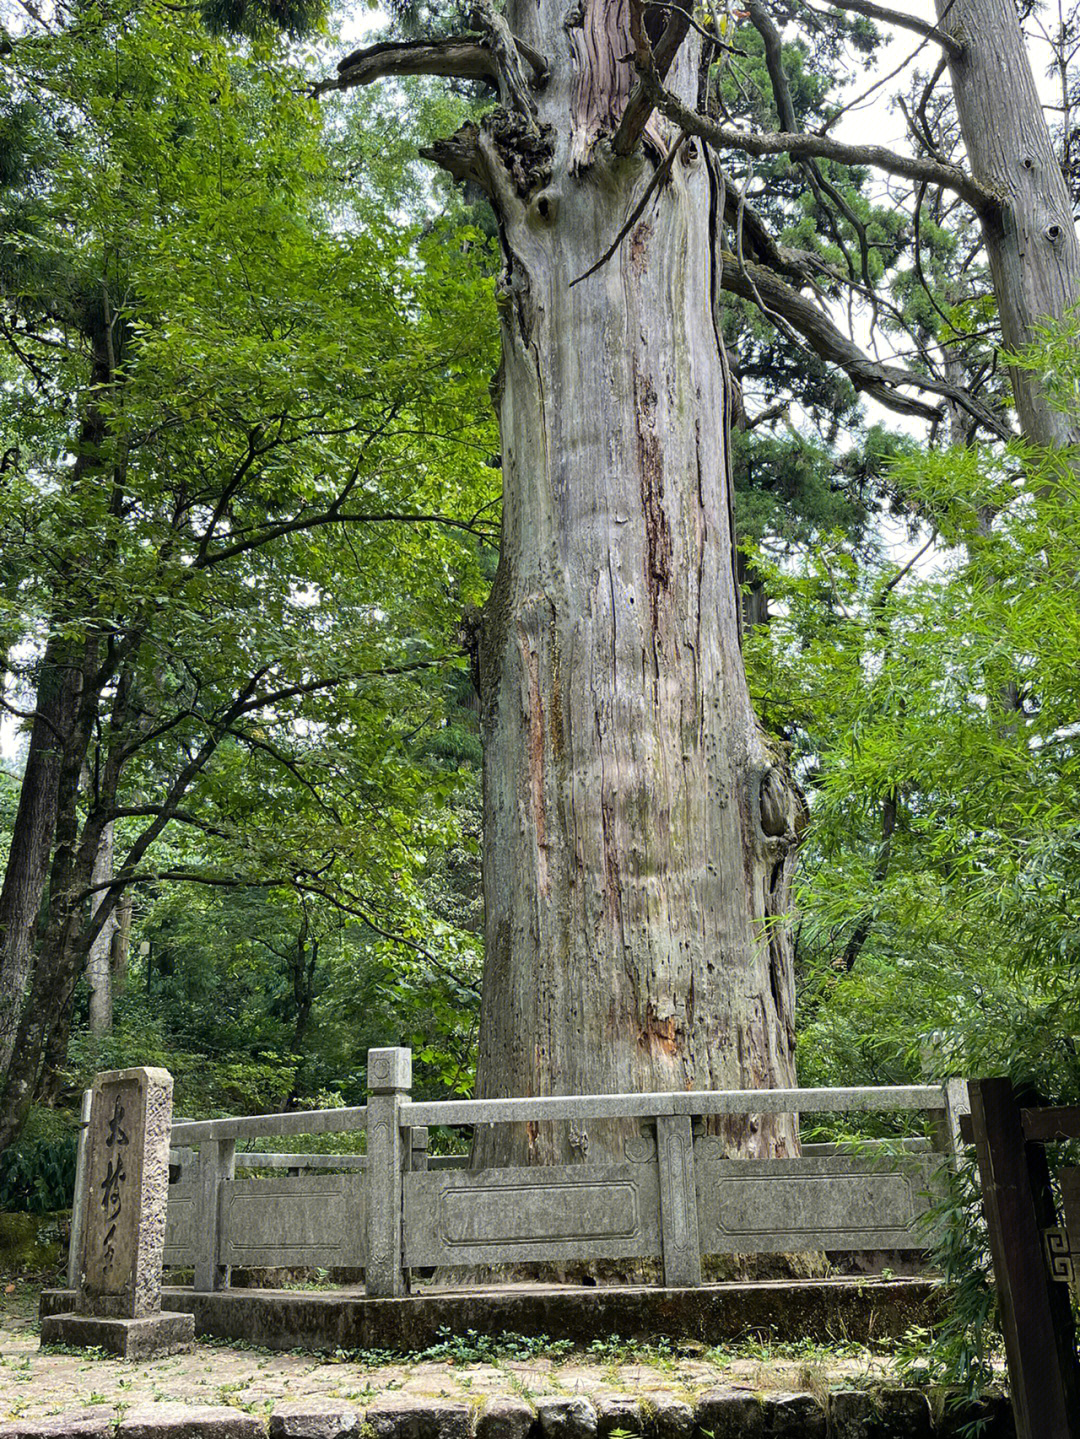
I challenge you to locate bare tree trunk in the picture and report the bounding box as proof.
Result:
[937,0,1080,447]
[456,4,803,1167]
[110,889,132,989]
[86,822,115,1033]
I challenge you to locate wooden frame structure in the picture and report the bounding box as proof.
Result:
[961,1077,1080,1439]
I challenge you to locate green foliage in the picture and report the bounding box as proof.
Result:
[896,1160,997,1403]
[0,0,494,1131]
[746,312,1080,1389]
[199,0,327,39]
[0,1136,77,1213]
[412,1328,575,1365]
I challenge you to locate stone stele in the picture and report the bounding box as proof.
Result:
[41,1067,194,1358]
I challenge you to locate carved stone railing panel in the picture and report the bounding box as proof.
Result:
[695,1144,941,1253]
[163,1179,196,1266]
[402,1162,662,1267]
[219,1173,365,1269]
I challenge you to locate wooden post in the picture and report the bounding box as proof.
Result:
[365,1047,410,1297]
[656,1114,702,1287]
[193,1138,235,1293]
[968,1077,1080,1439]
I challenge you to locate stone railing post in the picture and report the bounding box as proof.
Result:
[194,1137,235,1292]
[656,1113,702,1287]
[365,1047,411,1297]
[410,1126,430,1171]
[67,1088,93,1291]
[940,1077,972,1169]
[41,1067,194,1358]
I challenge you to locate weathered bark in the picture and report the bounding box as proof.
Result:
[453,3,802,1167]
[936,0,1080,448]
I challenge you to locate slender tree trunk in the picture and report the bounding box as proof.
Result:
[455,4,803,1166]
[110,889,132,989]
[938,0,1080,446]
[0,332,112,1082]
[86,822,116,1033]
[0,771,107,1146]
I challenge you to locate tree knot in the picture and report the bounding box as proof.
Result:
[488,109,555,197]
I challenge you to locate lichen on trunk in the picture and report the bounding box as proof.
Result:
[427,1,805,1169]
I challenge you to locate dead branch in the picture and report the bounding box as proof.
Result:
[613,0,693,155]
[317,37,497,97]
[472,0,542,130]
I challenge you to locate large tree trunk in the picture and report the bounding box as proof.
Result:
[0,332,112,1084]
[465,3,803,1167]
[937,0,1080,447]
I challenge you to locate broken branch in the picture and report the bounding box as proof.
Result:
[316,37,497,96]
[613,1,693,156]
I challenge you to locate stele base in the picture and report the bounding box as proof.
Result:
[40,1309,195,1360]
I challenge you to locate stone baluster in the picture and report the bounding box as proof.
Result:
[194,1138,235,1293]
[365,1047,411,1297]
[656,1114,702,1287]
[67,1088,93,1291]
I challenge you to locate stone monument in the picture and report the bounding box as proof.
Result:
[41,1067,195,1358]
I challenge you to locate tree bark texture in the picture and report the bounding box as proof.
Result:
[468,2,803,1167]
[937,0,1080,448]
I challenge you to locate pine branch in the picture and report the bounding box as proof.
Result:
[649,78,999,215]
[720,251,1014,438]
[800,0,965,57]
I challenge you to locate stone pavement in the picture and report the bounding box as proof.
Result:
[0,1288,1012,1437]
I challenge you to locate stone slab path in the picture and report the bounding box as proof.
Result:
[3,1286,898,1421]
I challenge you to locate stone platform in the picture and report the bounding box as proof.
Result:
[41,1277,941,1353]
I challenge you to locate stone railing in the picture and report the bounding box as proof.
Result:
[71,1049,970,1299]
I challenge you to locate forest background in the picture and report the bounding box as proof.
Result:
[1,0,1079,1381]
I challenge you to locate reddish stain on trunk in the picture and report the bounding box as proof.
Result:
[629,221,651,276]
[634,362,672,639]
[520,627,549,897]
[639,1007,679,1057]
